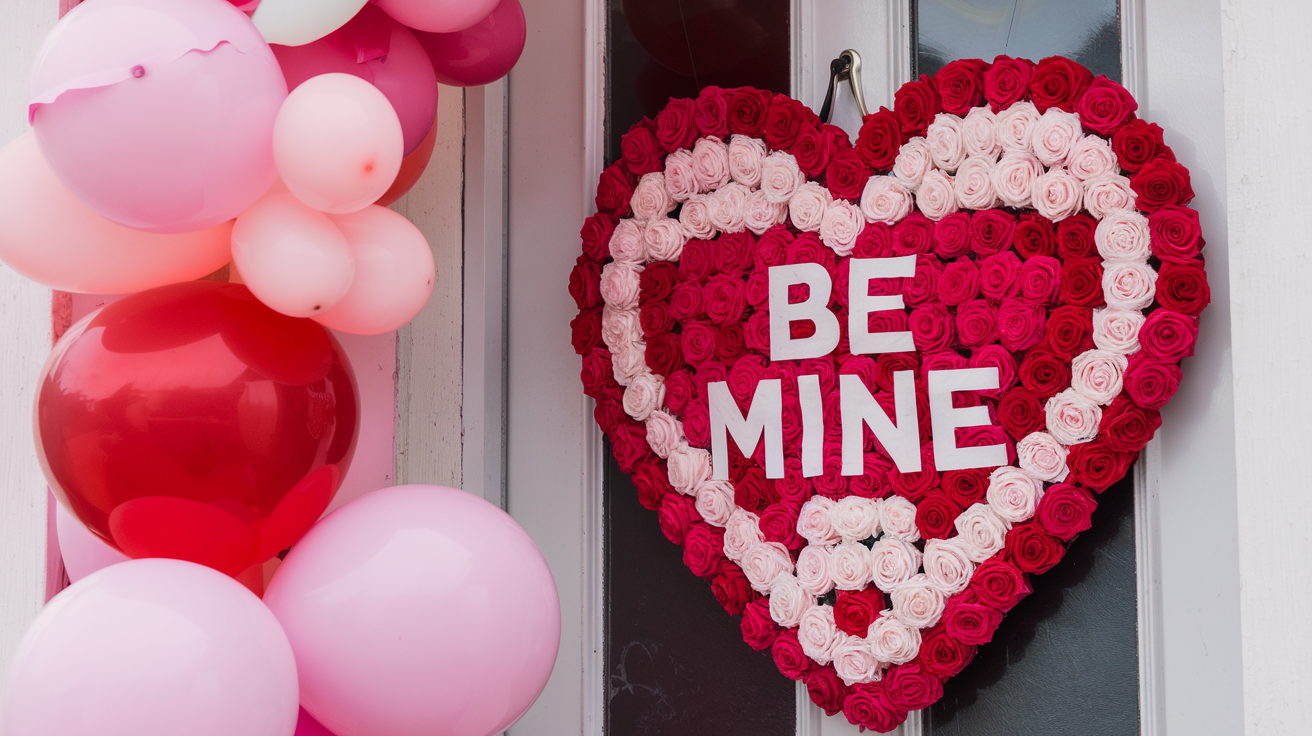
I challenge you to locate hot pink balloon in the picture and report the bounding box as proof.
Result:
[56,503,130,583]
[312,206,434,335]
[264,485,560,736]
[272,5,438,155]
[0,133,232,293]
[375,0,498,34]
[4,559,299,736]
[295,708,338,736]
[274,73,403,214]
[232,192,356,318]
[414,0,526,87]
[29,0,287,234]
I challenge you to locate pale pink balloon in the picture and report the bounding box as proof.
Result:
[232,192,356,317]
[0,133,232,293]
[29,0,287,234]
[272,5,438,155]
[415,0,526,87]
[375,0,499,33]
[56,503,130,583]
[4,559,299,736]
[264,485,560,736]
[274,73,403,214]
[312,206,434,335]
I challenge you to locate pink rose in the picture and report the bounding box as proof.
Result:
[599,261,642,309]
[798,496,841,545]
[953,503,1011,562]
[1093,307,1145,354]
[761,151,806,203]
[667,444,712,494]
[727,134,767,187]
[953,155,998,210]
[996,100,1040,152]
[708,182,750,233]
[868,613,922,665]
[830,542,874,591]
[694,479,737,526]
[833,637,884,686]
[744,189,788,235]
[992,152,1042,208]
[1045,388,1103,445]
[1071,349,1128,404]
[789,181,832,232]
[690,137,731,192]
[870,537,922,592]
[723,508,763,562]
[644,410,683,458]
[821,200,865,256]
[1031,168,1084,221]
[1030,108,1082,167]
[1016,431,1070,482]
[861,176,914,225]
[891,574,946,628]
[986,466,1044,523]
[796,545,835,597]
[1102,261,1158,310]
[608,218,645,263]
[892,137,933,190]
[879,496,921,541]
[643,218,688,261]
[1082,173,1137,218]
[1095,210,1152,262]
[622,372,665,421]
[678,195,716,240]
[741,541,794,593]
[830,496,881,541]
[663,149,698,202]
[630,172,675,222]
[923,538,975,594]
[798,604,842,665]
[611,340,648,384]
[1067,135,1118,181]
[769,575,812,627]
[961,106,1001,158]
[926,113,967,172]
[916,169,959,221]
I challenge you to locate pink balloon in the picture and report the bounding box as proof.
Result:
[29,0,287,234]
[232,192,356,317]
[272,5,438,155]
[4,559,299,736]
[295,708,338,736]
[56,503,130,583]
[0,133,232,293]
[312,206,434,335]
[274,73,403,214]
[414,0,526,87]
[264,485,560,736]
[375,0,499,33]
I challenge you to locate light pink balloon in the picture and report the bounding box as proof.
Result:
[56,503,130,583]
[264,485,560,736]
[0,133,232,293]
[414,0,526,87]
[29,0,287,234]
[375,0,499,33]
[272,5,438,155]
[4,559,299,736]
[232,192,356,317]
[274,73,403,214]
[312,206,434,335]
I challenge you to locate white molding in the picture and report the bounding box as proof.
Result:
[1119,0,1148,107]
[790,0,816,102]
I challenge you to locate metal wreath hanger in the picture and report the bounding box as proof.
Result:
[819,48,870,124]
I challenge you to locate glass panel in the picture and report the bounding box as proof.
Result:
[915,0,1120,81]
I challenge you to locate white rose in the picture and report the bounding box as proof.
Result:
[690,137,731,193]
[926,113,967,172]
[642,218,688,261]
[922,538,976,595]
[598,261,641,309]
[741,541,794,593]
[953,504,1011,562]
[878,496,921,542]
[1093,308,1146,354]
[622,372,665,421]
[861,175,914,225]
[788,181,832,232]
[1102,261,1158,310]
[962,106,1001,159]
[1016,431,1070,482]
[608,219,646,263]
[798,604,842,666]
[760,151,806,204]
[794,544,835,597]
[769,576,812,627]
[1082,173,1137,218]
[833,636,885,685]
[830,496,880,542]
[611,340,647,384]
[723,508,763,563]
[1030,108,1083,167]
[728,135,767,188]
[987,466,1045,523]
[890,574,946,629]
[820,200,865,256]
[1071,349,1129,404]
[953,154,998,210]
[600,304,640,352]
[694,479,736,526]
[708,182,749,233]
[996,101,1041,152]
[867,612,921,665]
[678,195,717,240]
[667,445,711,494]
[916,168,958,221]
[1095,210,1152,262]
[991,152,1042,208]
[830,542,874,591]
[644,410,683,458]
[797,496,841,546]
[663,149,698,202]
[744,189,788,235]
[1032,168,1084,222]
[1045,389,1103,446]
[1067,135,1118,181]
[892,137,933,190]
[870,537,922,592]
[630,172,675,222]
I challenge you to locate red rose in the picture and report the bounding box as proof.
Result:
[580,212,617,261]
[888,445,939,500]
[702,275,747,325]
[954,299,999,348]
[593,396,624,435]
[640,302,673,338]
[835,588,885,637]
[1148,205,1205,263]
[943,601,1004,645]
[959,425,1015,466]
[736,467,776,513]
[1124,353,1183,410]
[805,666,851,717]
[884,663,944,712]
[1099,396,1162,453]
[935,58,989,115]
[580,347,619,399]
[728,88,773,136]
[1077,75,1138,134]
[632,459,673,511]
[855,108,903,171]
[657,490,699,545]
[970,209,1016,257]
[716,323,746,362]
[843,683,904,733]
[1112,118,1172,174]
[654,96,697,153]
[997,298,1046,351]
[644,332,683,376]
[1013,214,1056,258]
[619,119,664,176]
[657,368,694,415]
[855,222,894,257]
[998,388,1045,441]
[772,629,811,680]
[791,123,829,178]
[933,211,972,259]
[1028,56,1093,113]
[713,231,756,276]
[969,558,1032,611]
[759,501,805,550]
[754,225,792,268]
[1018,348,1071,397]
[1043,305,1095,359]
[693,85,729,138]
[1155,262,1210,315]
[1056,213,1098,259]
[568,256,602,309]
[639,261,678,303]
[1131,157,1196,212]
[917,624,977,678]
[679,320,717,365]
[1018,255,1061,305]
[923,350,967,373]
[785,232,835,269]
[1067,440,1134,492]
[1139,309,1199,362]
[892,212,936,256]
[763,93,804,149]
[909,303,956,352]
[570,307,602,355]
[1004,521,1066,574]
[979,251,1022,300]
[611,421,651,473]
[669,280,705,321]
[682,401,710,446]
[728,353,767,402]
[983,54,1035,111]
[743,311,770,352]
[875,353,920,391]
[825,150,868,200]
[916,491,961,540]
[941,468,989,507]
[969,343,1019,396]
[902,255,944,306]
[682,522,726,577]
[594,161,634,217]
[938,258,981,305]
[1036,483,1098,540]
[1058,258,1106,307]
[711,565,755,616]
[893,75,941,137]
[739,597,779,650]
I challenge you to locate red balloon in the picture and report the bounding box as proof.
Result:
[36,282,359,579]
[414,0,526,87]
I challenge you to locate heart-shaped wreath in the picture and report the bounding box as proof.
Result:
[570,55,1207,732]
